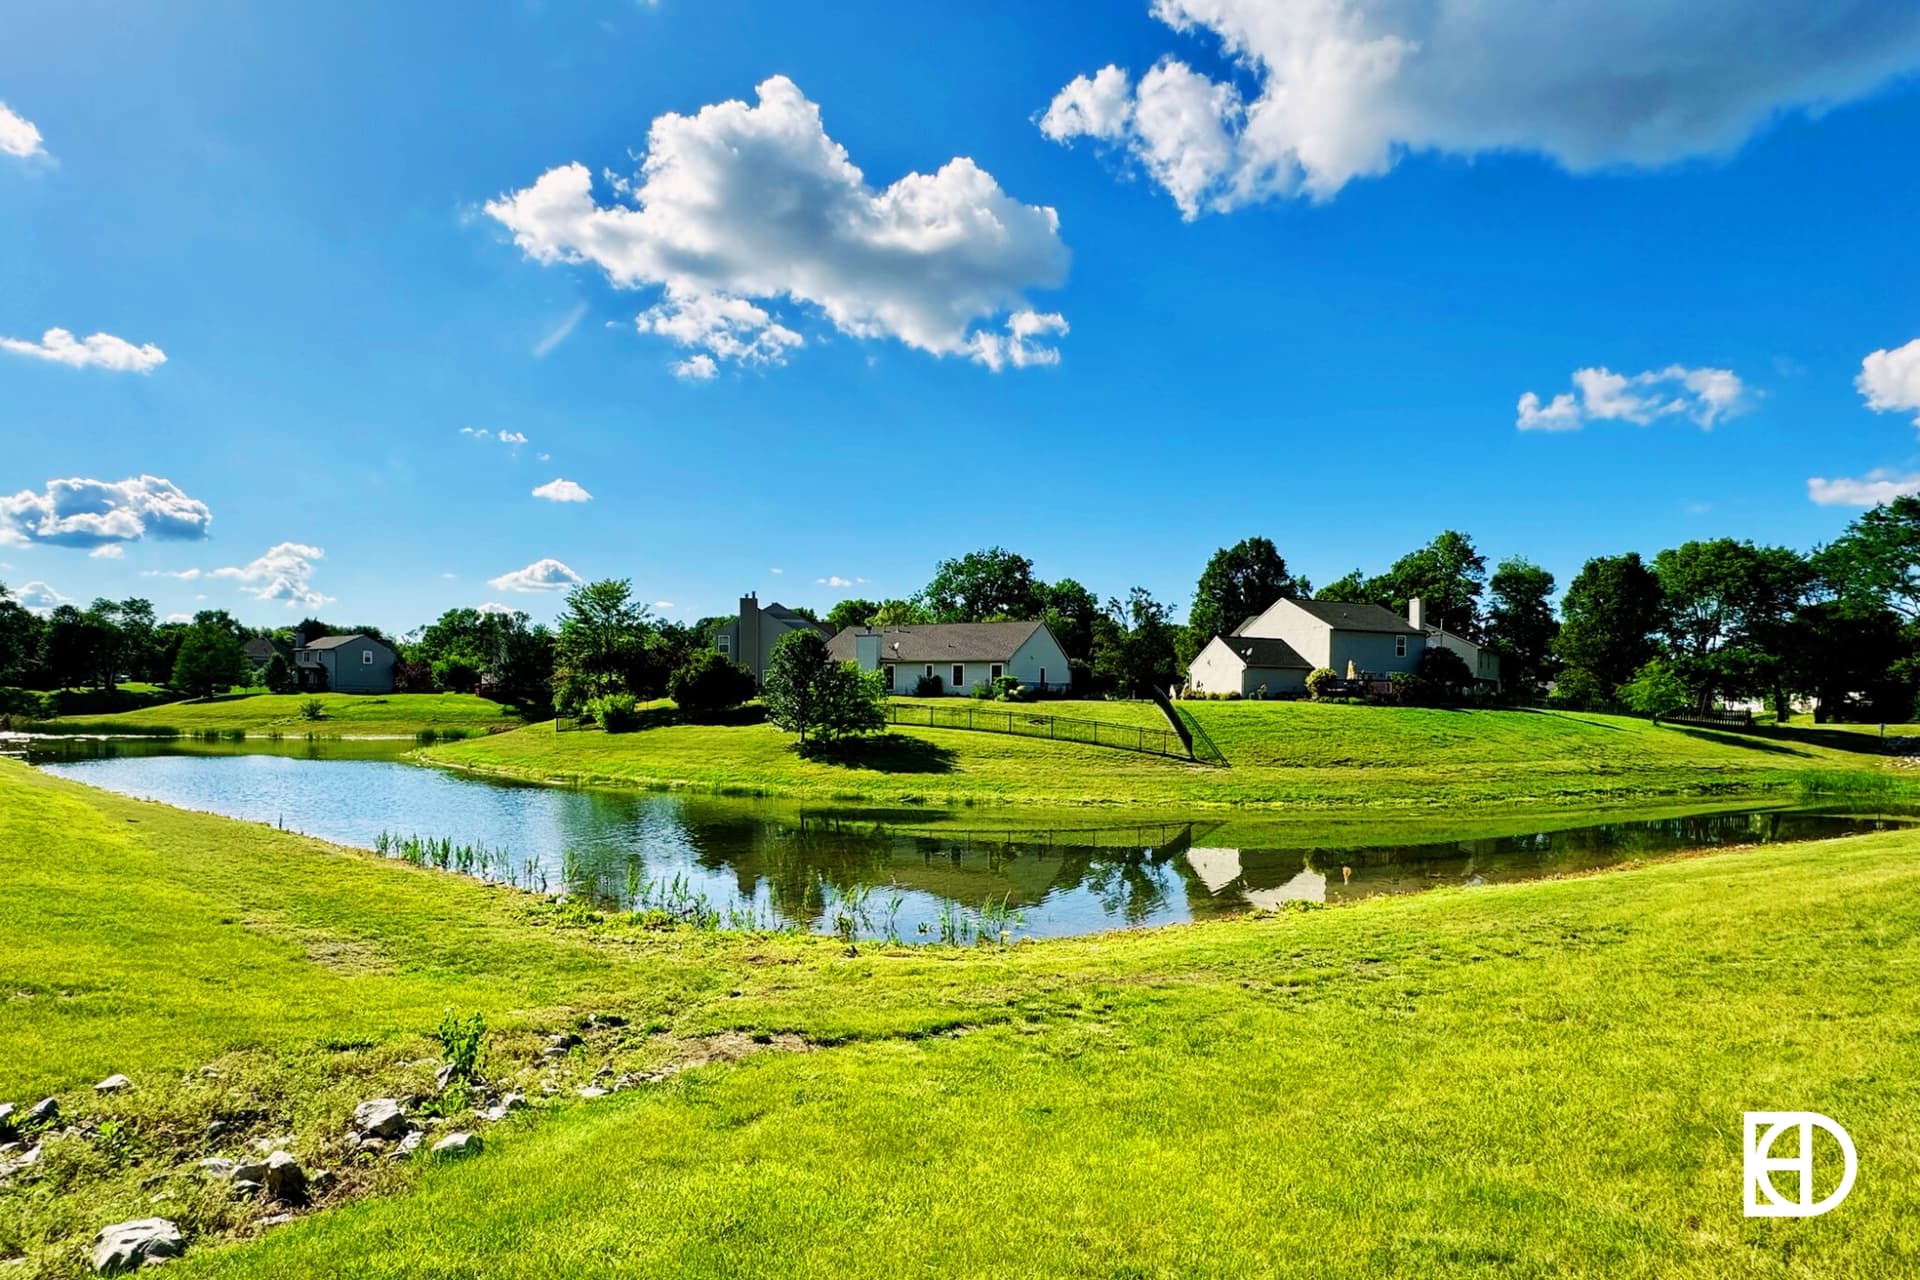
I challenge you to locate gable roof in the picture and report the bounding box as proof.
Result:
[242,637,278,659]
[1230,613,1261,636]
[758,602,832,635]
[299,633,392,653]
[1213,635,1312,670]
[828,620,1050,664]
[1284,599,1422,635]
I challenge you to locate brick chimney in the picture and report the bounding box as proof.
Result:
[1408,596,1427,631]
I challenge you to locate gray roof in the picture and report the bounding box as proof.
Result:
[243,637,278,659]
[759,602,832,635]
[1230,614,1261,636]
[1213,635,1312,670]
[828,620,1047,664]
[1285,599,1422,635]
[299,633,391,652]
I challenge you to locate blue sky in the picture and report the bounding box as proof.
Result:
[3,1,1919,630]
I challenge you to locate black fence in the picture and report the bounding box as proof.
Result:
[886,701,1211,763]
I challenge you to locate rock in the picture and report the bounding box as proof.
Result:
[575,1086,609,1099]
[90,1218,183,1273]
[481,1092,528,1122]
[24,1099,56,1128]
[263,1151,306,1204]
[541,1032,583,1059]
[232,1180,263,1198]
[197,1157,236,1181]
[231,1158,268,1184]
[0,1145,40,1182]
[433,1063,459,1091]
[94,1074,132,1095]
[431,1131,481,1158]
[392,1131,424,1159]
[203,1120,229,1142]
[257,1213,295,1228]
[350,1098,408,1140]
[580,1012,627,1031]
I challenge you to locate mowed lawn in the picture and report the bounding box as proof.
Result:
[38,692,525,737]
[6,762,1920,1277]
[426,699,1893,811]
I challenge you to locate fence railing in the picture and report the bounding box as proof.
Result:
[886,701,1206,763]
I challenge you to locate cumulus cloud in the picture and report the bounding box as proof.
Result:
[1041,2,1920,218]
[1858,338,1920,426]
[476,601,517,614]
[1516,365,1749,431]
[460,427,529,447]
[0,101,45,159]
[0,475,213,548]
[488,557,583,592]
[89,544,124,560]
[485,75,1070,374]
[15,580,69,616]
[0,328,166,372]
[1808,470,1920,507]
[532,478,592,503]
[213,542,332,608]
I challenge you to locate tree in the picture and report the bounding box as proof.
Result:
[1817,495,1920,620]
[432,656,483,693]
[1485,558,1558,696]
[667,651,757,720]
[1185,537,1302,665]
[0,582,43,688]
[1093,588,1179,696]
[262,652,295,694]
[1314,571,1386,607]
[1376,530,1488,638]
[1554,553,1664,701]
[923,547,1044,622]
[1652,539,1810,713]
[1616,659,1690,717]
[824,598,880,633]
[171,623,248,698]
[870,598,931,626]
[761,630,883,746]
[42,606,101,690]
[1040,578,1101,664]
[552,580,656,712]
[1784,601,1914,722]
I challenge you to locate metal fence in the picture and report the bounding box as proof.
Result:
[886,701,1202,762]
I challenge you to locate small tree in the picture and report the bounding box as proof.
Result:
[170,624,248,699]
[432,655,483,694]
[1617,658,1690,717]
[814,664,887,744]
[763,630,884,746]
[1305,667,1338,700]
[667,651,756,720]
[261,652,294,694]
[1415,646,1474,701]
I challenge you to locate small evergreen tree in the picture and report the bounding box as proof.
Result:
[262,652,294,693]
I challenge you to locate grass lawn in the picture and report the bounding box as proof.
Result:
[34,692,525,738]
[6,760,1920,1276]
[425,700,1897,812]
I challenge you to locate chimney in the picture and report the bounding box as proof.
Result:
[1408,597,1427,631]
[739,593,762,684]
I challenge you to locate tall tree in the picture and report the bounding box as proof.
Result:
[1554,553,1664,704]
[1186,537,1302,660]
[1484,558,1558,696]
[1652,540,1810,712]
[1816,495,1920,620]
[1093,588,1179,696]
[1040,578,1101,664]
[870,598,932,626]
[170,621,248,698]
[824,598,880,633]
[1376,530,1488,638]
[1313,571,1387,607]
[0,582,45,688]
[922,547,1044,622]
[552,580,656,711]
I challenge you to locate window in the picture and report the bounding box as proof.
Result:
[925,665,934,677]
[990,664,1003,681]
[1039,667,1046,688]
[884,664,895,691]
[1396,636,1406,657]
[952,664,965,688]
[361,649,373,665]
[717,633,731,656]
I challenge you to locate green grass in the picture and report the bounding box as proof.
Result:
[426,700,1898,812]
[34,692,525,738]
[7,761,1920,1277]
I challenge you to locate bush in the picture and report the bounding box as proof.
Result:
[1616,658,1690,717]
[668,651,758,720]
[393,658,435,693]
[299,697,326,721]
[1416,646,1473,698]
[1388,671,1441,707]
[913,673,944,697]
[432,656,483,694]
[1305,668,1338,700]
[990,675,1031,702]
[589,692,641,733]
[971,681,994,700]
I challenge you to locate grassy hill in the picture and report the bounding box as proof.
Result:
[425,699,1894,812]
[34,691,525,738]
[5,760,1919,1277]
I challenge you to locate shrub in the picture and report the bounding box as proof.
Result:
[1616,658,1690,717]
[1305,668,1338,700]
[1388,671,1440,706]
[435,1009,488,1087]
[1416,646,1473,699]
[971,681,994,700]
[393,658,435,693]
[668,651,758,720]
[990,675,1031,702]
[432,656,483,694]
[913,673,944,697]
[299,697,326,721]
[590,692,641,733]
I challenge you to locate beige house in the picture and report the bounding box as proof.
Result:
[715,594,832,686]
[1186,596,1500,695]
[828,620,1071,696]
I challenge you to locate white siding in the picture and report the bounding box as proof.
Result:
[1239,600,1334,668]
[1005,626,1071,692]
[1187,638,1248,695]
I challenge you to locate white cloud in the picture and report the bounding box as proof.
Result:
[0,328,165,372]
[1858,338,1920,426]
[1,475,213,548]
[1807,470,1920,507]
[532,478,593,503]
[533,302,589,358]
[141,568,202,581]
[213,542,332,608]
[768,567,783,575]
[16,581,69,615]
[672,354,718,381]
[1515,365,1749,431]
[816,575,855,588]
[1042,3,1920,218]
[164,612,191,624]
[0,102,45,160]
[476,600,517,614]
[485,75,1070,374]
[89,544,124,560]
[969,310,1070,371]
[460,427,529,447]
[652,600,675,609]
[488,557,583,592]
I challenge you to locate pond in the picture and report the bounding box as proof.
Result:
[29,738,1916,943]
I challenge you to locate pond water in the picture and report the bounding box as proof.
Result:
[29,739,1916,943]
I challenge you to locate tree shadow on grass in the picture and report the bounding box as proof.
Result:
[798,734,956,774]
[1664,726,1814,758]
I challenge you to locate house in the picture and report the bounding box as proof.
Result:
[293,633,398,694]
[1186,596,1500,695]
[242,637,281,672]
[716,594,833,686]
[828,620,1071,696]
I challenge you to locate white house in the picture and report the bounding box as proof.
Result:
[828,620,1071,696]
[1186,597,1501,695]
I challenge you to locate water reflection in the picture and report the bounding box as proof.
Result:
[28,740,1915,942]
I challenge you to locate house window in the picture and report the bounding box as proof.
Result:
[884,664,895,691]
[952,664,965,688]
[361,649,374,665]
[717,634,732,656]
[990,664,1003,681]
[1396,636,1407,657]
